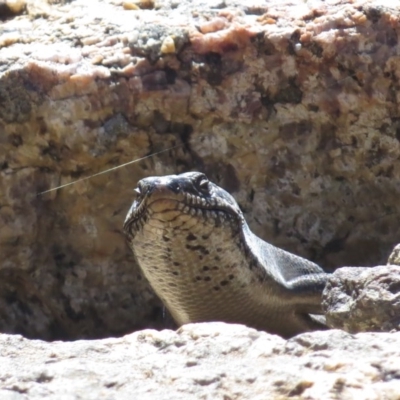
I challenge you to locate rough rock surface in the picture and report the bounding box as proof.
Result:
[1,0,400,339]
[323,265,400,333]
[1,323,400,400]
[388,244,400,265]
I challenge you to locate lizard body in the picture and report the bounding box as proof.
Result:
[124,172,328,338]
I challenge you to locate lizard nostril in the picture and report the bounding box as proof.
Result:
[167,181,181,193]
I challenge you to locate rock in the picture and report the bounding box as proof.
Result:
[323,265,400,333]
[0,0,25,18]
[1,323,400,399]
[1,0,400,339]
[387,244,400,265]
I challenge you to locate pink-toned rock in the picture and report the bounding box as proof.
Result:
[1,323,400,399]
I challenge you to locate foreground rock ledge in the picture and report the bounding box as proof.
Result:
[1,323,399,400]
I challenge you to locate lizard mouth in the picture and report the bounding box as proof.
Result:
[123,173,243,238]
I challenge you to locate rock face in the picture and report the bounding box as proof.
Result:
[1,323,400,400]
[1,0,400,339]
[323,265,400,333]
[388,244,400,266]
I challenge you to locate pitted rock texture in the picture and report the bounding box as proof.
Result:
[388,244,400,266]
[1,323,400,400]
[323,265,400,333]
[1,0,400,339]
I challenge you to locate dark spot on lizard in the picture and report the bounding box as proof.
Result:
[186,233,197,241]
[204,276,211,281]
[9,134,23,147]
[220,280,229,286]
[185,244,209,255]
[202,266,210,271]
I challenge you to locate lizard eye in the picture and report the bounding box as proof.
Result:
[196,175,210,194]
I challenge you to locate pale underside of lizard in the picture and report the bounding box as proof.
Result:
[124,171,329,338]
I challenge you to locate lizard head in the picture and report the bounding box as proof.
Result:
[123,171,244,238]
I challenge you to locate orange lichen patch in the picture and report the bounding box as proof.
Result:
[49,81,76,100]
[69,74,99,96]
[124,0,155,10]
[0,33,21,47]
[199,17,228,34]
[257,14,277,25]
[121,62,136,76]
[300,31,313,43]
[122,1,140,10]
[190,25,257,55]
[351,11,367,25]
[263,18,277,25]
[26,61,63,93]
